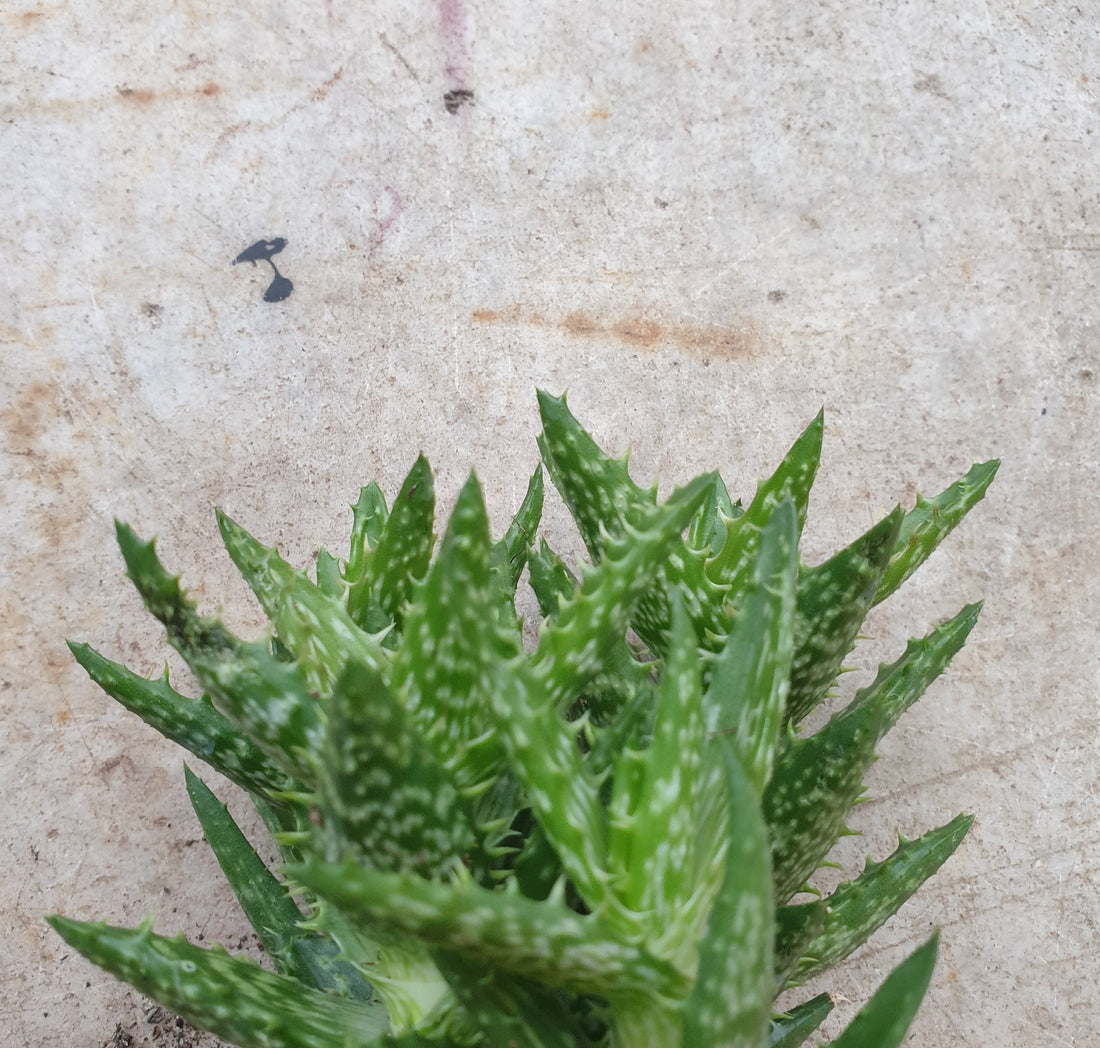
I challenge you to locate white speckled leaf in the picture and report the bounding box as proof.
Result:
[766,603,978,902]
[116,523,324,785]
[320,659,477,879]
[681,738,774,1048]
[289,860,689,1001]
[606,599,704,933]
[873,460,1000,606]
[489,464,544,607]
[531,472,715,715]
[435,952,584,1048]
[789,813,972,984]
[46,916,392,1048]
[706,412,822,598]
[846,602,982,741]
[705,498,798,795]
[497,475,714,910]
[217,509,388,694]
[389,474,510,798]
[785,509,902,727]
[764,694,885,903]
[70,641,297,802]
[348,455,435,634]
[535,388,653,561]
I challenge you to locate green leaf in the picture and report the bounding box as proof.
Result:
[68,641,295,802]
[785,508,903,728]
[705,498,798,795]
[790,814,972,984]
[535,388,652,561]
[680,739,774,1048]
[495,476,714,910]
[847,603,983,742]
[534,389,723,656]
[532,472,715,715]
[527,538,649,730]
[606,599,704,928]
[489,464,544,604]
[183,765,373,1000]
[348,455,435,634]
[527,537,578,619]
[773,900,828,988]
[217,510,388,693]
[315,548,344,598]
[706,411,823,593]
[768,604,979,903]
[115,523,323,785]
[874,460,1000,606]
[287,860,690,1001]
[687,472,738,557]
[764,694,885,904]
[435,952,583,1048]
[510,815,564,902]
[320,659,477,879]
[46,916,391,1048]
[825,933,939,1048]
[488,650,609,909]
[389,474,509,799]
[346,482,389,587]
[302,902,451,1036]
[769,993,833,1048]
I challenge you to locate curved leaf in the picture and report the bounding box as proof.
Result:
[46,916,391,1048]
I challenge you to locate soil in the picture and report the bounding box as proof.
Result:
[102,1004,228,1048]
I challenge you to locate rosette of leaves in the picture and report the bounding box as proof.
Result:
[50,390,998,1048]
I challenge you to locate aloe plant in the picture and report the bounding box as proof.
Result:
[50,390,998,1048]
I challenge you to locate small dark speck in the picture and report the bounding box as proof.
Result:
[913,72,949,98]
[1041,407,1047,415]
[444,88,475,114]
[654,197,669,209]
[767,289,787,303]
[140,302,163,327]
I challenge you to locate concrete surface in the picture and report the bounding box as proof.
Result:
[2,1,1097,1044]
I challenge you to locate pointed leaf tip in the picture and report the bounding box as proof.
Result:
[826,932,939,1048]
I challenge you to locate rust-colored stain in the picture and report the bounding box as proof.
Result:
[55,710,70,727]
[117,82,224,104]
[588,104,610,122]
[472,306,756,360]
[610,316,661,347]
[1,376,88,549]
[3,378,54,457]
[563,311,599,337]
[116,86,157,104]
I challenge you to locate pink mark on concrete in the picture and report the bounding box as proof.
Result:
[435,0,469,83]
[434,0,474,111]
[366,186,404,259]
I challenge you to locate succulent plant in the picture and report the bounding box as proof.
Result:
[49,390,998,1048]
